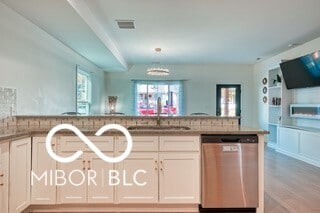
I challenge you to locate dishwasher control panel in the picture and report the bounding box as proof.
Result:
[201,134,258,143]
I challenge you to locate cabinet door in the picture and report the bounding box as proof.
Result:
[57,151,87,204]
[159,136,200,151]
[31,137,56,204]
[300,131,320,161]
[9,138,31,213]
[278,127,299,154]
[118,136,158,152]
[0,142,9,213]
[116,153,158,203]
[60,136,113,152]
[59,136,86,152]
[87,152,114,203]
[159,153,200,204]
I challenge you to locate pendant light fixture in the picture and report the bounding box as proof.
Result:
[147,48,169,76]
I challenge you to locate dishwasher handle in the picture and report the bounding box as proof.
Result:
[221,138,240,143]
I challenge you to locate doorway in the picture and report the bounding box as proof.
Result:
[216,84,241,119]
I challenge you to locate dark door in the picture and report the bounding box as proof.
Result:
[216,84,241,119]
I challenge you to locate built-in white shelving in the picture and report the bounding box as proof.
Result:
[267,67,292,148]
[269,105,281,108]
[268,86,282,91]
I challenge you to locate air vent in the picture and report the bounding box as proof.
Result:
[116,20,135,29]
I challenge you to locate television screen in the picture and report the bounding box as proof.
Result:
[280,51,320,89]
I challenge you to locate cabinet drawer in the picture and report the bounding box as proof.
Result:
[59,136,113,152]
[159,136,200,151]
[118,136,158,152]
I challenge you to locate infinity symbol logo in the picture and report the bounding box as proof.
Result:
[45,124,133,163]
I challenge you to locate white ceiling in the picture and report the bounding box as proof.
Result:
[2,0,320,71]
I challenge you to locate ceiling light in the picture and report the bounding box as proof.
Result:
[147,67,169,76]
[147,48,169,76]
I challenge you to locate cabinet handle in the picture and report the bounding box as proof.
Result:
[160,161,164,172]
[154,160,158,170]
[87,160,91,170]
[82,160,86,170]
[51,143,56,153]
[0,172,3,186]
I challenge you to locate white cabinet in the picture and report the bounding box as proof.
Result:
[57,154,87,203]
[118,136,158,152]
[58,136,113,152]
[278,127,299,154]
[116,136,158,203]
[116,153,158,203]
[8,134,200,210]
[300,131,320,161]
[0,142,9,213]
[159,136,200,151]
[278,127,320,167]
[9,137,31,213]
[31,137,57,204]
[57,136,114,204]
[87,152,114,203]
[159,136,200,204]
[159,153,200,204]
[116,135,200,204]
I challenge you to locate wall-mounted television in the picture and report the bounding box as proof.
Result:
[280,51,320,89]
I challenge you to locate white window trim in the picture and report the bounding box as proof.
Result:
[132,80,184,116]
[76,67,92,115]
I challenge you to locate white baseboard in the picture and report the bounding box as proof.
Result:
[26,204,199,213]
[276,148,320,168]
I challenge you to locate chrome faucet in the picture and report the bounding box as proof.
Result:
[156,97,161,126]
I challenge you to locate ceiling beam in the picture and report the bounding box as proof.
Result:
[67,0,128,71]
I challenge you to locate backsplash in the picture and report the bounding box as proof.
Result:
[0,87,17,119]
[0,115,239,134]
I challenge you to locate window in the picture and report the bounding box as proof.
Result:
[76,68,91,115]
[133,80,184,116]
[216,84,241,123]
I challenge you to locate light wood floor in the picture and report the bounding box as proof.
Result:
[264,147,320,213]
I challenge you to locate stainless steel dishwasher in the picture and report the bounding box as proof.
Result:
[201,134,259,209]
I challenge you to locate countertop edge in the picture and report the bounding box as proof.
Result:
[0,129,268,142]
[7,115,241,119]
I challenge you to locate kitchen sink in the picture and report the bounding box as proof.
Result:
[127,125,191,131]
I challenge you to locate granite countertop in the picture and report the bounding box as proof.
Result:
[11,115,241,119]
[0,126,268,142]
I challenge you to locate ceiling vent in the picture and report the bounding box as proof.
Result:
[116,20,135,29]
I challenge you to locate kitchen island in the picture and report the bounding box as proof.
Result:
[0,116,267,213]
